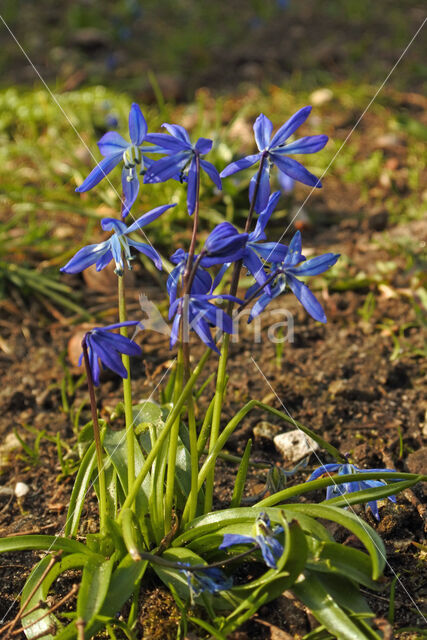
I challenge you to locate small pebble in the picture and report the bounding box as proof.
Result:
[15,482,30,499]
[274,430,319,464]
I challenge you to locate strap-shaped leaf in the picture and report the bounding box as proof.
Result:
[324,478,420,508]
[64,442,97,537]
[20,552,90,639]
[76,556,115,624]
[103,429,151,517]
[308,542,380,590]
[281,504,385,579]
[292,572,373,640]
[0,534,96,556]
[174,506,330,547]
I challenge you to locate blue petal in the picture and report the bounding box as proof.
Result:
[277,170,294,193]
[368,501,380,521]
[127,239,163,270]
[253,113,273,150]
[126,204,176,233]
[97,131,128,156]
[194,137,213,154]
[60,240,110,274]
[306,463,341,482]
[128,103,147,146]
[243,249,269,287]
[219,534,255,549]
[169,313,181,349]
[90,334,128,378]
[95,330,142,357]
[283,231,302,267]
[211,263,231,292]
[87,344,101,386]
[271,154,322,188]
[109,234,124,272]
[191,316,219,353]
[200,159,222,190]
[162,123,191,145]
[101,218,128,234]
[76,152,122,192]
[96,249,113,271]
[269,106,312,148]
[167,264,182,305]
[121,168,140,218]
[290,253,340,277]
[144,132,188,152]
[252,241,288,264]
[144,151,190,183]
[220,153,261,178]
[275,135,328,155]
[249,161,271,213]
[187,156,198,216]
[248,291,273,321]
[251,191,281,240]
[286,274,327,323]
[257,536,283,569]
[192,268,212,295]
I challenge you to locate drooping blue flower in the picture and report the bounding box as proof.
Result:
[169,293,240,354]
[249,230,339,323]
[178,564,232,603]
[306,463,398,520]
[81,321,142,386]
[219,512,284,569]
[76,103,159,217]
[61,204,175,275]
[210,192,288,293]
[220,107,328,212]
[167,248,212,306]
[199,222,249,267]
[144,124,222,215]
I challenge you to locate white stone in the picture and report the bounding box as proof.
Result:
[15,482,30,498]
[274,430,319,464]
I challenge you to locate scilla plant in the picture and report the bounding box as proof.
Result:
[1,104,424,640]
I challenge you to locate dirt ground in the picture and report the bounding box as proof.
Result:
[0,200,426,638]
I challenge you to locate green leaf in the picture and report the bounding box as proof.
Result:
[103,429,151,519]
[0,535,96,556]
[64,442,97,537]
[280,504,385,580]
[174,506,331,548]
[292,572,372,640]
[324,478,420,509]
[308,542,380,590]
[231,439,252,508]
[21,552,90,639]
[76,556,114,624]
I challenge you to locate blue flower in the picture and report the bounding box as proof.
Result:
[76,103,158,217]
[81,322,142,386]
[200,222,249,267]
[178,564,232,603]
[220,107,328,212]
[169,293,240,354]
[167,248,212,305]
[144,124,222,215]
[306,463,398,520]
[249,230,339,323]
[61,205,175,276]
[210,192,288,293]
[219,512,283,569]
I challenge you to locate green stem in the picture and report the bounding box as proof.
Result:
[203,155,267,512]
[164,349,184,533]
[118,275,135,501]
[118,349,211,521]
[82,340,107,534]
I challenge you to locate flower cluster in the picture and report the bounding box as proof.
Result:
[68,102,336,382]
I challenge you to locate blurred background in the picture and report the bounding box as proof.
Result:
[1,0,425,96]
